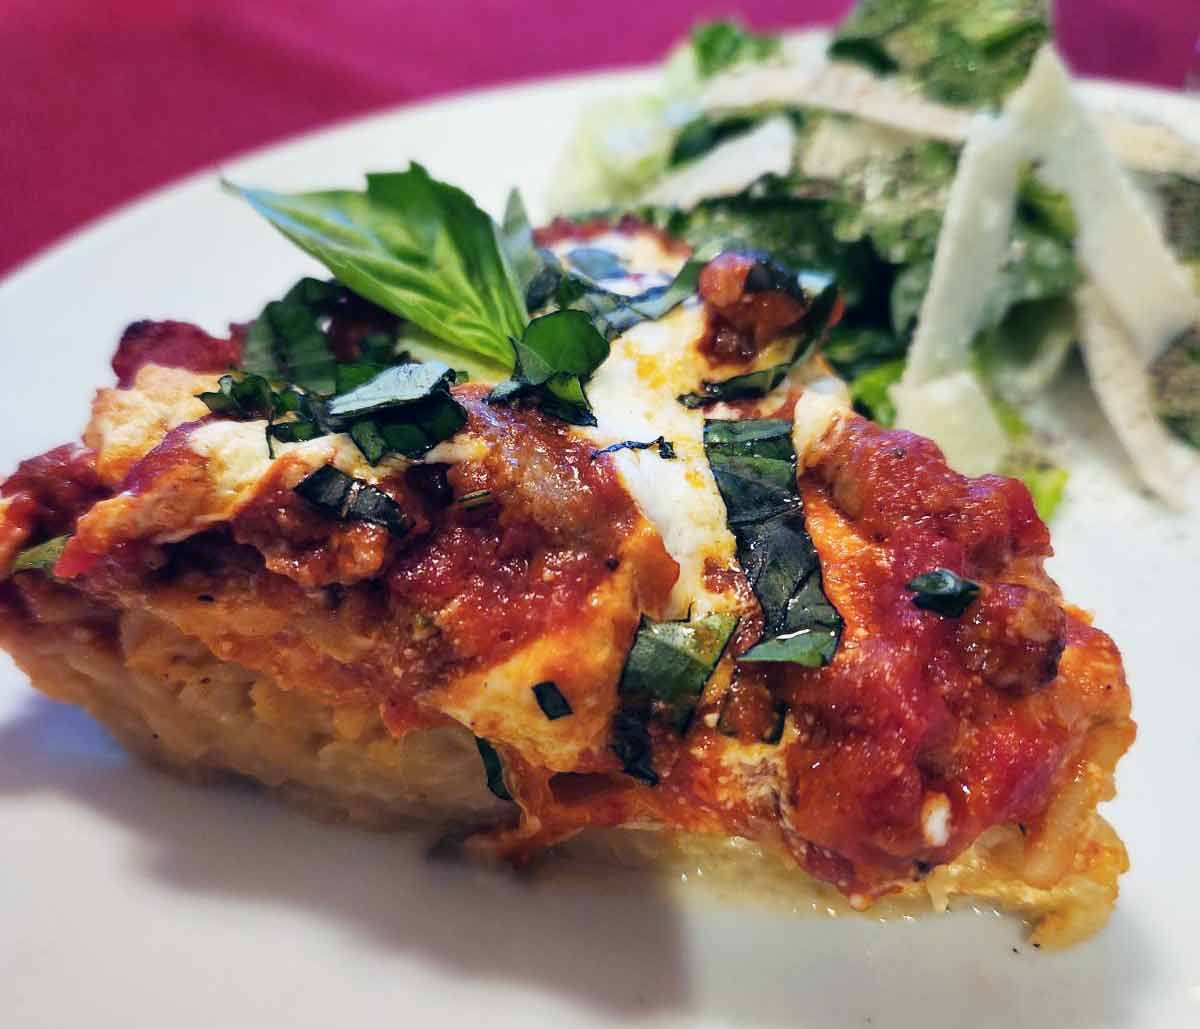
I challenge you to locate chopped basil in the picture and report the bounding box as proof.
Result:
[548,257,704,343]
[241,278,344,394]
[488,309,609,426]
[566,247,626,281]
[610,711,658,786]
[456,489,495,511]
[293,465,411,536]
[335,362,388,394]
[475,737,513,801]
[704,419,843,666]
[10,535,69,576]
[591,437,677,460]
[326,362,456,419]
[532,681,573,720]
[618,612,738,731]
[678,363,791,409]
[227,165,526,371]
[906,568,981,618]
[326,362,468,463]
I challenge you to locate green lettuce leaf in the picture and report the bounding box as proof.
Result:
[831,0,1051,107]
[690,19,781,79]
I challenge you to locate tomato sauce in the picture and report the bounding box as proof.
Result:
[111,320,242,387]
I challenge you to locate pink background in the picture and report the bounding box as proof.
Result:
[2,1,1196,275]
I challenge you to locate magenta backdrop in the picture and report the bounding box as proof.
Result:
[1,1,1196,274]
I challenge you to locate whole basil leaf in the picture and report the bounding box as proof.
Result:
[227,164,524,370]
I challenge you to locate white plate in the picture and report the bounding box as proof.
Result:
[2,59,1198,1029]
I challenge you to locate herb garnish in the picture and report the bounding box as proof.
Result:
[456,489,495,511]
[325,361,468,461]
[241,278,371,394]
[591,437,677,460]
[704,420,843,666]
[532,681,573,720]
[293,465,411,536]
[227,165,525,371]
[610,711,659,786]
[474,737,513,801]
[566,247,626,281]
[619,612,738,732]
[488,309,610,426]
[9,535,69,577]
[906,568,981,618]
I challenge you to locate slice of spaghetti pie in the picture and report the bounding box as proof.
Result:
[0,174,1133,948]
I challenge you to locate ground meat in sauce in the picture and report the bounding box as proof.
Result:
[697,252,813,365]
[111,320,242,388]
[955,583,1067,695]
[388,388,652,665]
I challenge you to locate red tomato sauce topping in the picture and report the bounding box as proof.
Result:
[111,320,242,387]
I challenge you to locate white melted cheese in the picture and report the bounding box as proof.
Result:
[585,301,740,619]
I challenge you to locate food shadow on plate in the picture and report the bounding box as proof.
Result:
[0,694,1159,1029]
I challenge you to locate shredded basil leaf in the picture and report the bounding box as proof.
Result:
[10,535,69,576]
[227,164,526,371]
[325,361,468,462]
[611,711,658,785]
[488,309,609,426]
[566,247,626,281]
[197,373,277,421]
[475,737,513,801]
[532,681,573,720]
[619,612,738,732]
[293,465,411,536]
[240,278,346,393]
[906,568,981,618]
[591,437,677,460]
[456,489,495,511]
[704,420,843,666]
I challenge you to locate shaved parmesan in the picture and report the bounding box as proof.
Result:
[897,112,1023,390]
[893,372,1009,478]
[1008,50,1200,363]
[643,114,796,210]
[1075,286,1186,505]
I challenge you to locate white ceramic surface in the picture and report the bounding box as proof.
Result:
[1,61,1198,1029]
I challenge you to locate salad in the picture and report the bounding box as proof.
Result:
[548,1,1200,514]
